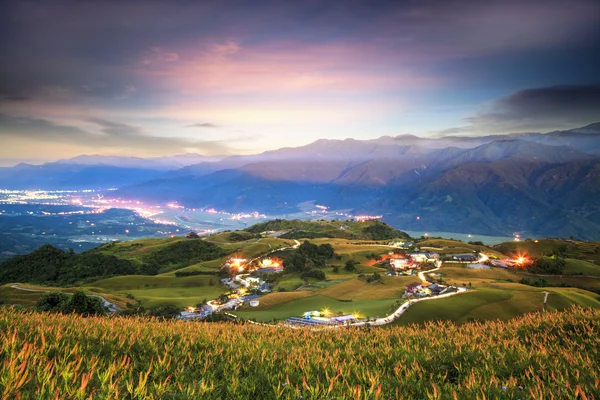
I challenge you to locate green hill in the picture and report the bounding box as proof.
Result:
[245,219,411,240]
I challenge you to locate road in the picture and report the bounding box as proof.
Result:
[9,284,119,313]
[417,260,442,282]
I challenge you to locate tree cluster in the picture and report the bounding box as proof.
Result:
[36,291,106,316]
[284,241,335,272]
[228,231,257,242]
[361,222,410,240]
[0,245,157,285]
[527,257,566,275]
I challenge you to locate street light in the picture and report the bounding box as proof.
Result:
[542,291,551,311]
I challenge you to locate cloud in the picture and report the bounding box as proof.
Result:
[441,84,600,135]
[142,47,180,65]
[88,118,144,136]
[0,113,234,156]
[212,41,240,57]
[0,94,30,102]
[114,85,137,100]
[185,123,219,128]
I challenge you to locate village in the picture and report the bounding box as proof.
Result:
[177,239,506,326]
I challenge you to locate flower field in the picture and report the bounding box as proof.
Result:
[1,307,598,399]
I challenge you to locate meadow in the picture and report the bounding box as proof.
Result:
[1,306,598,399]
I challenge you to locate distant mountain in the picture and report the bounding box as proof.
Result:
[116,123,600,239]
[0,163,162,190]
[2,123,599,239]
[56,153,223,170]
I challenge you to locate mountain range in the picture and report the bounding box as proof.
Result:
[1,123,599,239]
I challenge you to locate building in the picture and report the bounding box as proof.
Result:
[390,257,412,270]
[410,252,439,263]
[256,266,284,274]
[452,253,477,261]
[405,282,422,295]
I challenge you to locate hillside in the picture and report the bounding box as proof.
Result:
[245,219,411,240]
[1,307,598,398]
[0,238,226,285]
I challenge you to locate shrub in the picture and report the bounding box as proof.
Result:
[300,269,326,280]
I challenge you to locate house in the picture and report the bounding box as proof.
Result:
[452,253,477,261]
[390,258,412,270]
[405,282,421,295]
[259,282,270,293]
[410,252,439,263]
[256,266,284,274]
[427,283,445,295]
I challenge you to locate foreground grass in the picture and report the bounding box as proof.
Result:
[1,307,599,399]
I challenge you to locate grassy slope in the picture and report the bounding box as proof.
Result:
[0,284,134,309]
[494,239,600,264]
[418,238,506,258]
[564,258,600,276]
[397,286,600,325]
[85,275,227,308]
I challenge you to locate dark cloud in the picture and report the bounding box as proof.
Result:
[0,113,233,155]
[185,123,219,128]
[88,118,144,136]
[442,84,600,135]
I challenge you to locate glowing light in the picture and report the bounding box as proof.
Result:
[186,306,197,312]
[321,308,331,317]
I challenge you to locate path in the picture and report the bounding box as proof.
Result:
[417,260,443,282]
[9,284,119,313]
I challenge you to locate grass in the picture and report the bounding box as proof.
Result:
[0,284,134,309]
[396,288,512,325]
[397,285,600,325]
[3,307,598,398]
[235,295,400,321]
[418,238,507,258]
[318,276,413,301]
[85,275,226,308]
[563,258,600,276]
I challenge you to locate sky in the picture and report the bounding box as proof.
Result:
[0,0,599,163]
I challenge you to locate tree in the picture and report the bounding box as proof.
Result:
[36,291,69,312]
[60,291,106,316]
[301,269,326,280]
[552,244,569,258]
[345,260,358,272]
[149,304,181,319]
